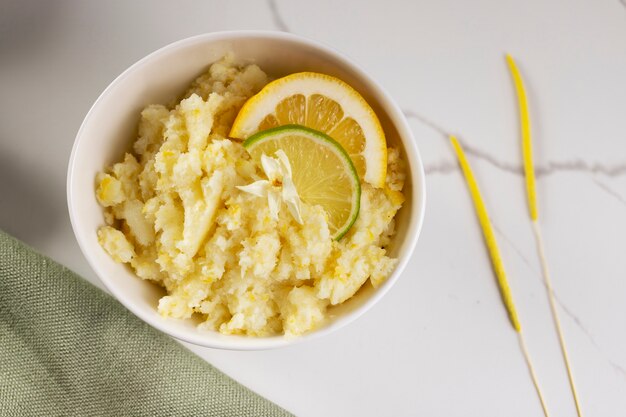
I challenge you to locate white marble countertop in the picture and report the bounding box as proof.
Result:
[2,0,625,415]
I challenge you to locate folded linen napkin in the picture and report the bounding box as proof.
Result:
[0,230,292,416]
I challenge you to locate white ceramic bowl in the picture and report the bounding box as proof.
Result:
[67,31,426,350]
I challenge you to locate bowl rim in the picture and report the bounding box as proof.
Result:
[67,30,426,350]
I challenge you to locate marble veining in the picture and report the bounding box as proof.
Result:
[593,179,626,208]
[403,109,626,178]
[495,222,626,379]
[267,0,290,32]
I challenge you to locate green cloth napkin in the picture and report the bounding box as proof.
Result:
[0,230,293,417]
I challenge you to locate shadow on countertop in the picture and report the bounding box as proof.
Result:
[0,147,64,245]
[0,0,62,58]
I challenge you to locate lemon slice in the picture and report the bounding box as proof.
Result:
[230,72,387,188]
[243,125,361,240]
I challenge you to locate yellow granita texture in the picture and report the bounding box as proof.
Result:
[96,56,405,337]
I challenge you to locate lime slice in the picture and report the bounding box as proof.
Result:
[243,125,361,240]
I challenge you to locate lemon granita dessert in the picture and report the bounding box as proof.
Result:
[96,56,406,337]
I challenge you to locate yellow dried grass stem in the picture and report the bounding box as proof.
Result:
[450,135,550,417]
[449,136,521,331]
[518,331,551,417]
[506,54,538,221]
[507,53,584,417]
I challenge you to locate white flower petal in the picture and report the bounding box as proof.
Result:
[261,153,282,183]
[282,177,303,224]
[274,150,292,177]
[236,180,270,197]
[267,189,282,221]
[238,151,304,224]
